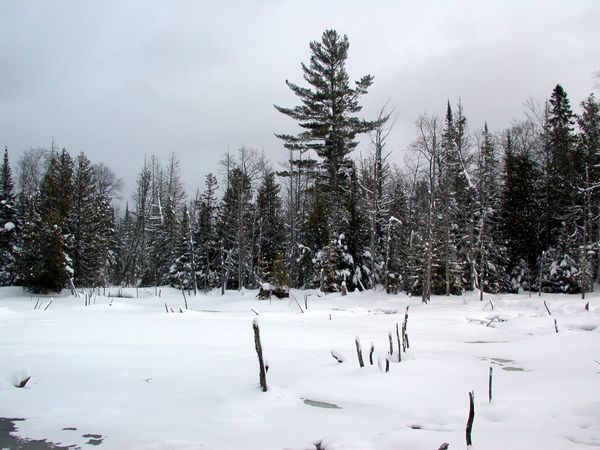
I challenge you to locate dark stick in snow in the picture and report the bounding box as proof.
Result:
[164,302,169,313]
[403,306,410,350]
[489,366,493,403]
[437,444,449,450]
[330,350,345,363]
[43,298,53,311]
[396,322,402,362]
[466,391,475,447]
[181,288,188,310]
[388,332,393,357]
[544,300,552,316]
[585,302,590,311]
[253,319,268,392]
[369,342,374,365]
[355,336,364,368]
[554,318,559,333]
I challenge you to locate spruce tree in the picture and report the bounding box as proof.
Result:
[542,85,583,293]
[342,166,371,290]
[169,205,195,290]
[0,148,19,285]
[578,94,600,287]
[20,149,73,293]
[218,167,253,290]
[383,178,410,294]
[433,103,468,295]
[547,85,579,234]
[500,130,542,291]
[255,171,285,285]
[194,173,220,290]
[70,152,113,287]
[474,125,510,295]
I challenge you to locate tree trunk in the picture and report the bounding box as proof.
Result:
[466,391,475,447]
[253,319,268,392]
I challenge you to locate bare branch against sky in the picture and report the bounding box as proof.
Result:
[1,0,599,196]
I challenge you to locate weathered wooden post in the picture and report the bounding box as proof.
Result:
[253,318,268,392]
[466,391,475,447]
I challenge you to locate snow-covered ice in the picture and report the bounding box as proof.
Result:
[0,286,599,449]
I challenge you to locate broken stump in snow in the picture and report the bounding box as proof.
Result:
[466,391,475,447]
[489,366,493,403]
[253,318,268,392]
[11,369,31,388]
[355,336,364,367]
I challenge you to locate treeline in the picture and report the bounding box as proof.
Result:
[1,29,599,299]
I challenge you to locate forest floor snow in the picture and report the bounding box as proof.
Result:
[0,286,599,449]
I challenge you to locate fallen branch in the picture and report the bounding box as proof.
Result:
[543,300,552,316]
[331,349,345,363]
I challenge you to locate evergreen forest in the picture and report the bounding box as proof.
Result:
[2,30,599,301]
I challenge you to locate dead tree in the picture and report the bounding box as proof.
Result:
[402,306,410,351]
[466,391,475,447]
[355,336,364,368]
[410,114,440,304]
[253,319,268,392]
[488,366,493,403]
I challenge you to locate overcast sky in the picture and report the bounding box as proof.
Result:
[1,0,599,200]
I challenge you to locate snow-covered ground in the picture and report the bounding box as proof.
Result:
[0,286,599,449]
